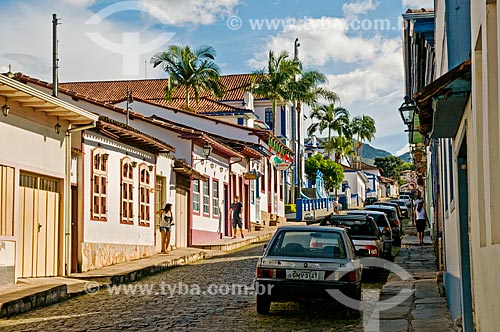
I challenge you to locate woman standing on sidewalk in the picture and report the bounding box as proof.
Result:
[156,203,174,253]
[414,201,429,246]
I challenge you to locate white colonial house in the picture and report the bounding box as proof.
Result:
[340,166,369,207]
[15,74,290,251]
[0,73,98,284]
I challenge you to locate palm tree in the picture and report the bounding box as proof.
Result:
[328,136,355,163]
[351,115,376,165]
[151,45,224,109]
[250,50,301,135]
[287,69,338,199]
[307,104,350,159]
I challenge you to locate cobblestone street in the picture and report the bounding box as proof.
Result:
[0,243,384,332]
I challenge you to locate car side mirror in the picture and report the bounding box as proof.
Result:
[356,248,369,257]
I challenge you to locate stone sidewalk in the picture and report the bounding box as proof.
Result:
[367,232,454,331]
[0,222,294,319]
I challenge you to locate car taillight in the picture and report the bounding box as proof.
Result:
[365,245,378,257]
[382,227,391,235]
[256,267,286,278]
[340,271,357,283]
[393,220,399,226]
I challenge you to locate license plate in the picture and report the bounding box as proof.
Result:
[286,270,323,280]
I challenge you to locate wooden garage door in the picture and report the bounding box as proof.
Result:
[0,165,15,236]
[17,174,60,278]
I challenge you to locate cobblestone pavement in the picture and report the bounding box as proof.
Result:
[0,243,388,332]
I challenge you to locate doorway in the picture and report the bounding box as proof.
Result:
[71,186,78,273]
[457,135,474,331]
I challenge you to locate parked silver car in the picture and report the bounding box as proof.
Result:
[255,226,363,315]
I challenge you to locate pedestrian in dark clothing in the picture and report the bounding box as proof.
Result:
[231,196,244,239]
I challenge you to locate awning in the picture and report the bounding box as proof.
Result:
[0,74,99,124]
[414,59,471,138]
[97,116,175,154]
[173,159,205,180]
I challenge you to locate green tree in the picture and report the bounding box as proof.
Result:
[401,162,414,171]
[307,104,350,159]
[305,154,344,193]
[374,156,403,179]
[351,115,376,164]
[251,50,301,135]
[151,45,224,109]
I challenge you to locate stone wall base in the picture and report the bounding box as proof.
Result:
[81,242,156,272]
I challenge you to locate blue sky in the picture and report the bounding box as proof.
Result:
[0,0,433,154]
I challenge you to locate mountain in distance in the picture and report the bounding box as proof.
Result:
[360,143,391,166]
[305,137,409,165]
[398,151,411,163]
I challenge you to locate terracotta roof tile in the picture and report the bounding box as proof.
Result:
[60,75,255,114]
[61,79,167,103]
[145,97,247,114]
[60,73,258,104]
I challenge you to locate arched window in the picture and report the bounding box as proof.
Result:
[139,165,151,226]
[121,158,134,224]
[91,148,108,221]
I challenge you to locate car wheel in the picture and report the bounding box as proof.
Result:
[256,294,271,314]
[344,288,361,317]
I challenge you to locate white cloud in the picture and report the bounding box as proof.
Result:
[247,15,406,149]
[141,0,239,25]
[395,143,410,156]
[0,1,213,81]
[402,0,434,8]
[343,0,380,19]
[247,17,382,69]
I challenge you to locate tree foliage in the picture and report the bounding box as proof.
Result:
[305,154,344,192]
[250,51,301,135]
[374,156,403,179]
[151,45,224,109]
[401,162,414,171]
[307,104,350,159]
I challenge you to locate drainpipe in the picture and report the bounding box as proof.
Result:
[63,121,96,275]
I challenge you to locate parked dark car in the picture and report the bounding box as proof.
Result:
[347,210,393,258]
[364,205,401,245]
[364,197,378,206]
[391,199,409,218]
[319,214,384,261]
[255,226,363,315]
[374,201,404,221]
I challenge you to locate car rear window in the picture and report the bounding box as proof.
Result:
[329,219,377,236]
[373,215,388,228]
[367,208,396,221]
[268,231,347,259]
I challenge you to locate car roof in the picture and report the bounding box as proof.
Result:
[276,225,346,232]
[347,210,386,216]
[323,214,374,221]
[365,204,397,211]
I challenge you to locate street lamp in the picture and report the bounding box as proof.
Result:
[202,141,212,159]
[398,96,417,128]
[194,142,213,165]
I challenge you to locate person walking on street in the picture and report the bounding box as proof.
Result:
[231,195,244,239]
[414,201,430,246]
[156,203,174,253]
